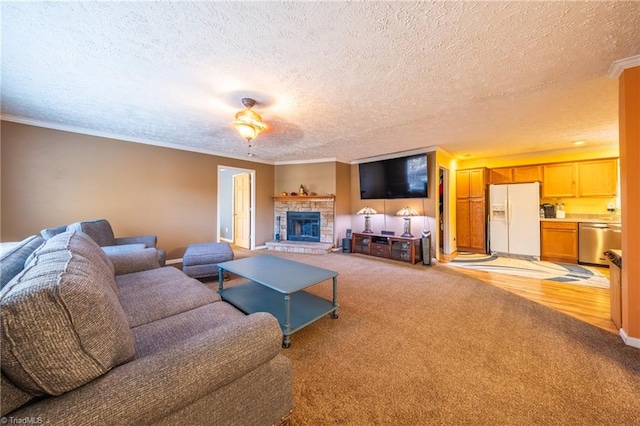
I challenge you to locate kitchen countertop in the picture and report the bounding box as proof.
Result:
[540,216,621,224]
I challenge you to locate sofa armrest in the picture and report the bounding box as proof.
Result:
[102,244,166,267]
[115,235,157,248]
[101,244,147,256]
[8,312,284,424]
[109,248,161,275]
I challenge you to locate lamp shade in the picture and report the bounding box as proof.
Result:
[396,206,419,217]
[357,206,378,215]
[234,99,266,141]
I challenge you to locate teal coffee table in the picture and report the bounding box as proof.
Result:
[217,255,339,348]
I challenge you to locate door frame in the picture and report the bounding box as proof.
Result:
[439,166,452,256]
[217,165,256,250]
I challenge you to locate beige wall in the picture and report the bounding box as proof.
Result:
[0,121,274,259]
[274,162,336,196]
[334,161,352,243]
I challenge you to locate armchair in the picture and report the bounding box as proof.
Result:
[66,219,166,266]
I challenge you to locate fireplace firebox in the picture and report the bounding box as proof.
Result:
[287,212,321,242]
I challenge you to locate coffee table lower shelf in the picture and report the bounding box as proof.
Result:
[220,281,338,348]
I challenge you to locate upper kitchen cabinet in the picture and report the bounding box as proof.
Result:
[457,168,487,198]
[512,165,542,183]
[577,159,618,197]
[489,166,542,184]
[489,167,512,184]
[542,163,577,198]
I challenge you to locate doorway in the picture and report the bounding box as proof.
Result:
[217,166,255,250]
[438,167,451,257]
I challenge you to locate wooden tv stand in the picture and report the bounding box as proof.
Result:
[351,233,422,264]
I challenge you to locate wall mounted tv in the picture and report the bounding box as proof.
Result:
[358,154,428,199]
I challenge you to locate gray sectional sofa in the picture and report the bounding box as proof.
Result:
[0,231,293,424]
[43,218,167,266]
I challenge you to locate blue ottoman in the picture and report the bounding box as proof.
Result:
[182,242,234,279]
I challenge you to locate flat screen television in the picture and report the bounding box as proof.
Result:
[359,154,428,199]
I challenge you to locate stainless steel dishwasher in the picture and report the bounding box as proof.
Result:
[578,222,622,266]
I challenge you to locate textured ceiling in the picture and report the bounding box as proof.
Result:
[2,1,639,163]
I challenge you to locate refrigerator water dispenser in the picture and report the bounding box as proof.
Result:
[491,204,506,220]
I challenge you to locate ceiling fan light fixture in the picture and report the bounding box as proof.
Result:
[233,121,261,140]
[234,98,266,140]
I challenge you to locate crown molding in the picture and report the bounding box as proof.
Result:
[274,158,340,165]
[607,54,640,79]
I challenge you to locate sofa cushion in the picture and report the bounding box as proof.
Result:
[1,373,34,416]
[67,219,115,247]
[26,231,117,292]
[109,248,161,275]
[116,267,221,328]
[131,302,246,358]
[0,231,135,396]
[0,235,44,290]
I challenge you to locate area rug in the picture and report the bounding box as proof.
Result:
[446,252,609,288]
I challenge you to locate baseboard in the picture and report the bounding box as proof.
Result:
[165,258,182,265]
[619,328,640,349]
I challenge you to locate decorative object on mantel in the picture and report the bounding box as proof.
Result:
[396,206,420,237]
[299,184,306,196]
[233,97,266,157]
[356,206,377,234]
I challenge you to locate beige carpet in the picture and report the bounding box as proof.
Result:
[213,250,640,425]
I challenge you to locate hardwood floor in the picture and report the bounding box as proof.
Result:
[440,253,618,334]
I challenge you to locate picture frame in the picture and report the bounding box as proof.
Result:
[346,228,352,238]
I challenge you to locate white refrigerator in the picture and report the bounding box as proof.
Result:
[489,182,540,260]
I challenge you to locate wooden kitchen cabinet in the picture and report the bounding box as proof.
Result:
[456,199,471,248]
[457,168,487,199]
[542,163,577,198]
[540,221,578,263]
[578,159,618,197]
[456,168,487,253]
[489,165,542,184]
[513,165,542,183]
[489,168,512,184]
[490,159,617,197]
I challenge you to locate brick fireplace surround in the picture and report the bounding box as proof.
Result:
[267,196,335,254]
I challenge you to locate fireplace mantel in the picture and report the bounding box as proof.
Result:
[273,195,335,202]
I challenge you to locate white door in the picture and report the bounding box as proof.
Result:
[506,183,540,257]
[233,173,251,249]
[489,184,509,254]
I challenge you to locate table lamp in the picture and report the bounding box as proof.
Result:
[396,206,420,237]
[356,206,377,234]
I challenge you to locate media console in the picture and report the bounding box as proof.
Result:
[351,233,423,265]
